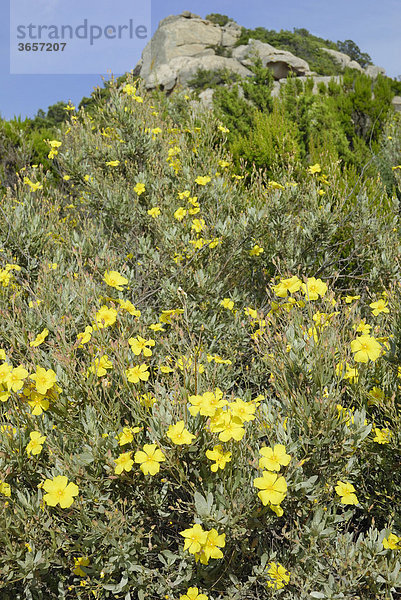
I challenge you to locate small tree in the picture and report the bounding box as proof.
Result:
[336,39,373,68]
[205,13,231,27]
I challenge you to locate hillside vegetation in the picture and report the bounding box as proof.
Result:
[0,33,401,600]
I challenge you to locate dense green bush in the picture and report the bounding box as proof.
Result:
[188,68,240,91]
[0,117,56,190]
[211,67,395,176]
[205,13,231,27]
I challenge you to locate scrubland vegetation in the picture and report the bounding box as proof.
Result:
[1,51,401,600]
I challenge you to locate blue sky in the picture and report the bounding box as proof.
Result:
[1,0,400,120]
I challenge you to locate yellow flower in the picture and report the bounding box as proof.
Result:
[114,451,134,474]
[0,481,11,497]
[269,503,284,517]
[28,299,42,308]
[253,471,287,506]
[174,207,187,221]
[206,444,232,472]
[191,218,205,233]
[77,325,92,346]
[128,336,155,357]
[26,431,46,456]
[188,197,200,215]
[159,308,184,323]
[30,328,49,347]
[139,392,156,408]
[23,177,43,191]
[220,298,234,310]
[383,533,401,549]
[180,524,207,554]
[210,412,245,442]
[148,206,161,218]
[249,244,264,257]
[118,300,141,317]
[353,319,371,335]
[373,427,391,444]
[180,587,208,600]
[134,183,146,195]
[43,476,79,508]
[189,389,227,418]
[258,445,291,471]
[47,140,61,159]
[218,159,230,168]
[308,163,321,174]
[268,180,285,190]
[368,386,385,405]
[195,176,211,186]
[122,83,135,95]
[27,392,50,416]
[5,263,21,272]
[0,269,11,287]
[126,363,150,384]
[266,562,290,589]
[207,354,232,365]
[103,270,128,291]
[149,323,165,332]
[343,365,359,384]
[244,306,257,319]
[218,125,230,133]
[370,299,390,316]
[301,277,327,300]
[201,529,225,562]
[88,355,112,377]
[73,556,90,577]
[350,335,382,363]
[134,443,165,475]
[117,426,140,446]
[6,365,29,392]
[30,367,57,395]
[345,295,360,304]
[229,398,256,423]
[105,160,120,167]
[335,480,358,505]
[166,420,195,445]
[0,424,16,436]
[94,305,117,329]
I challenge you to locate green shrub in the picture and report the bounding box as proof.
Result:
[336,39,373,68]
[205,13,231,27]
[188,68,241,91]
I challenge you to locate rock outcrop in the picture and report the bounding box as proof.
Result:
[392,96,401,112]
[136,12,245,90]
[365,65,387,78]
[232,39,312,79]
[134,11,389,94]
[135,12,314,90]
[320,48,364,72]
[147,55,252,91]
[321,48,386,77]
